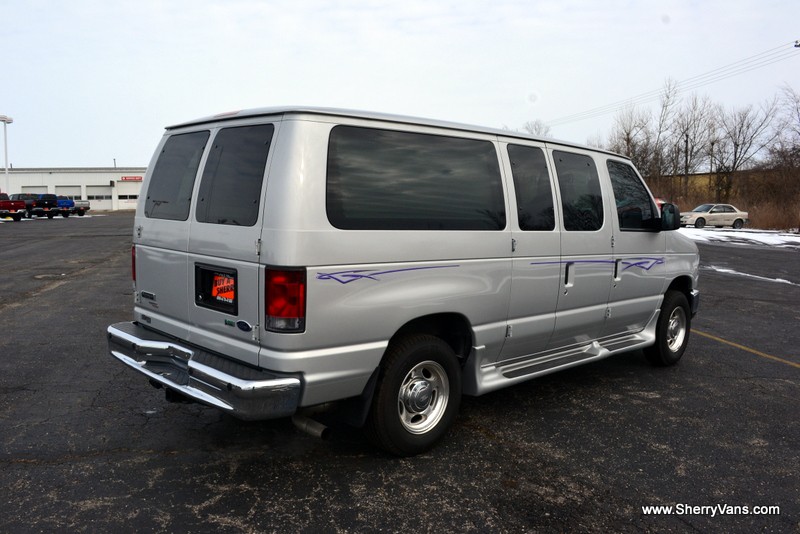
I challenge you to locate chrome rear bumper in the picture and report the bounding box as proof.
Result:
[107,322,301,420]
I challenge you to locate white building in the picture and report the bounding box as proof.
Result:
[2,167,146,211]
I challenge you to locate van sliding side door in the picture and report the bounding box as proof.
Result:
[496,141,560,361]
[545,149,613,351]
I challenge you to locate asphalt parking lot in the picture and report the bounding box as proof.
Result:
[1,212,798,533]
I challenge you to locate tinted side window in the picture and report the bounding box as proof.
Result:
[196,124,274,226]
[553,151,603,231]
[145,131,209,221]
[507,144,555,231]
[607,160,657,230]
[327,126,506,230]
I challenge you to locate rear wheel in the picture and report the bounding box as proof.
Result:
[366,335,461,456]
[12,214,22,222]
[47,212,55,219]
[62,212,70,218]
[732,219,744,229]
[645,290,691,366]
[694,218,706,229]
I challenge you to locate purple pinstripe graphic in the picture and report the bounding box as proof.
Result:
[530,257,664,271]
[317,265,459,284]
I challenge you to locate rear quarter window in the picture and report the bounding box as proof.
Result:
[326,125,506,230]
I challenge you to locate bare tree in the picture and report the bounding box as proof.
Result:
[648,79,680,180]
[607,104,653,175]
[763,85,800,229]
[521,119,552,137]
[777,84,800,145]
[670,94,718,197]
[712,99,780,202]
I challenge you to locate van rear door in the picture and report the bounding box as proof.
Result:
[136,130,210,341]
[186,123,277,367]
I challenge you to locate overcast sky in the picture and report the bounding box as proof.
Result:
[1,0,798,168]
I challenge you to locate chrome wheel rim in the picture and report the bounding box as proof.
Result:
[666,307,687,353]
[397,360,449,435]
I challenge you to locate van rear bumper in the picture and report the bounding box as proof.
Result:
[107,322,301,420]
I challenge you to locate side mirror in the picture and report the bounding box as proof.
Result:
[660,203,681,231]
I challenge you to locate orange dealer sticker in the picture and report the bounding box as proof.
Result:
[211,273,235,304]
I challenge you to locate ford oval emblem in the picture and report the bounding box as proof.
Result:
[236,321,253,332]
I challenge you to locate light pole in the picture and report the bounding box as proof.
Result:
[0,115,12,195]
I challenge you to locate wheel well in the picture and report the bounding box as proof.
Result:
[340,313,474,428]
[667,276,693,302]
[389,313,474,361]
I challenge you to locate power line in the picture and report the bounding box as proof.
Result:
[547,40,800,127]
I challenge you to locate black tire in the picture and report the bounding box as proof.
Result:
[644,291,691,366]
[732,219,744,229]
[12,214,22,222]
[47,213,55,219]
[366,334,461,456]
[62,212,70,218]
[694,218,706,229]
[77,211,85,216]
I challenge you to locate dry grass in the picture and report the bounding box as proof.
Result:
[647,172,800,230]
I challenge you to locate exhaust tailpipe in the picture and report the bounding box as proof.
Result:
[292,414,331,440]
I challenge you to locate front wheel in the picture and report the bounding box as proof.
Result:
[366,335,461,456]
[644,291,691,366]
[694,218,706,229]
[12,214,22,222]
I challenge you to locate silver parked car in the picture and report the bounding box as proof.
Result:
[107,107,700,456]
[680,203,749,229]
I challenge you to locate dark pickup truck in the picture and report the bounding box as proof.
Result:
[10,193,59,218]
[0,193,26,221]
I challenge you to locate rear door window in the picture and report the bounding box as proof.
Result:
[327,125,505,230]
[195,124,275,226]
[553,151,604,231]
[145,131,209,221]
[507,144,555,231]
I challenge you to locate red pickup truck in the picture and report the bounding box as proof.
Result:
[10,193,59,218]
[0,193,26,222]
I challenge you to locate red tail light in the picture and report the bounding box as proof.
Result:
[265,268,306,333]
[131,244,137,282]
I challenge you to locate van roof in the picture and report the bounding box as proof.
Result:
[168,106,623,158]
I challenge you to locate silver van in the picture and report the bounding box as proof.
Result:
[108,107,699,456]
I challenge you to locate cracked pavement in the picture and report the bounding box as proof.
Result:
[0,212,798,532]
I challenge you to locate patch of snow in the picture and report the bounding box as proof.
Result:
[679,227,800,249]
[702,265,798,286]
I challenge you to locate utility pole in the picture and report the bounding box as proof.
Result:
[0,115,13,195]
[683,133,689,200]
